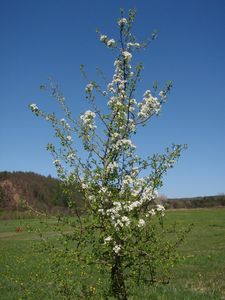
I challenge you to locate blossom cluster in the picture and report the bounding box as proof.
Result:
[85,83,94,93]
[117,18,128,27]
[106,161,118,174]
[113,138,136,151]
[100,34,117,48]
[60,118,70,130]
[122,51,132,62]
[138,90,161,120]
[127,42,141,49]
[80,110,96,130]
[29,103,40,116]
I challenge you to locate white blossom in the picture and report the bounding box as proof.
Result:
[117,18,127,26]
[106,161,118,173]
[123,175,134,186]
[121,216,131,226]
[30,103,38,110]
[128,200,142,211]
[140,187,155,202]
[60,118,70,129]
[131,189,141,197]
[114,59,120,67]
[107,83,116,93]
[80,110,96,130]
[99,186,107,194]
[159,90,167,100]
[100,34,108,42]
[81,182,88,189]
[156,204,165,216]
[138,90,161,119]
[104,236,112,243]
[80,110,96,121]
[53,159,60,167]
[111,132,120,140]
[122,51,132,62]
[66,135,72,142]
[107,39,116,48]
[98,208,105,215]
[114,139,136,150]
[87,195,95,201]
[29,103,39,115]
[149,209,156,216]
[68,152,75,161]
[138,219,146,227]
[113,244,121,254]
[85,83,94,93]
[127,42,141,48]
[114,219,124,228]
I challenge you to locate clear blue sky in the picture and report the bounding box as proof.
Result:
[1,0,225,198]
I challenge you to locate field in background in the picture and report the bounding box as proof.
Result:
[0,208,225,299]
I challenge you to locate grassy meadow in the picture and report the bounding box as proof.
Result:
[0,208,225,299]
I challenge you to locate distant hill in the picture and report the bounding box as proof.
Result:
[0,171,83,215]
[165,195,225,209]
[0,171,224,218]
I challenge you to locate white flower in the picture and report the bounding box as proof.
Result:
[60,118,70,129]
[100,34,108,42]
[53,159,60,167]
[99,186,107,194]
[156,204,165,216]
[113,244,121,254]
[138,219,146,227]
[85,83,94,93]
[122,51,132,62]
[126,200,142,212]
[131,189,140,197]
[66,135,72,142]
[127,42,141,48]
[81,183,88,189]
[88,195,95,201]
[149,209,156,216]
[106,161,118,173]
[114,139,136,150]
[68,152,75,161]
[123,175,134,186]
[121,216,130,226]
[30,103,40,115]
[114,59,120,67]
[138,90,161,119]
[80,110,96,130]
[114,219,123,228]
[107,83,115,93]
[80,110,96,121]
[140,187,155,202]
[113,201,122,210]
[159,90,167,100]
[30,103,39,110]
[98,208,105,215]
[104,236,112,243]
[111,132,120,139]
[118,18,127,26]
[107,39,116,48]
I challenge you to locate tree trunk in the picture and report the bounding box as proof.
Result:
[111,255,128,300]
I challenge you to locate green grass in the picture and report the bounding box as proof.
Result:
[0,208,225,299]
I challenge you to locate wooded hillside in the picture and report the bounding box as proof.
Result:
[0,171,83,214]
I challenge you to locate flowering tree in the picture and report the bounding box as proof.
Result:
[30,9,186,300]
